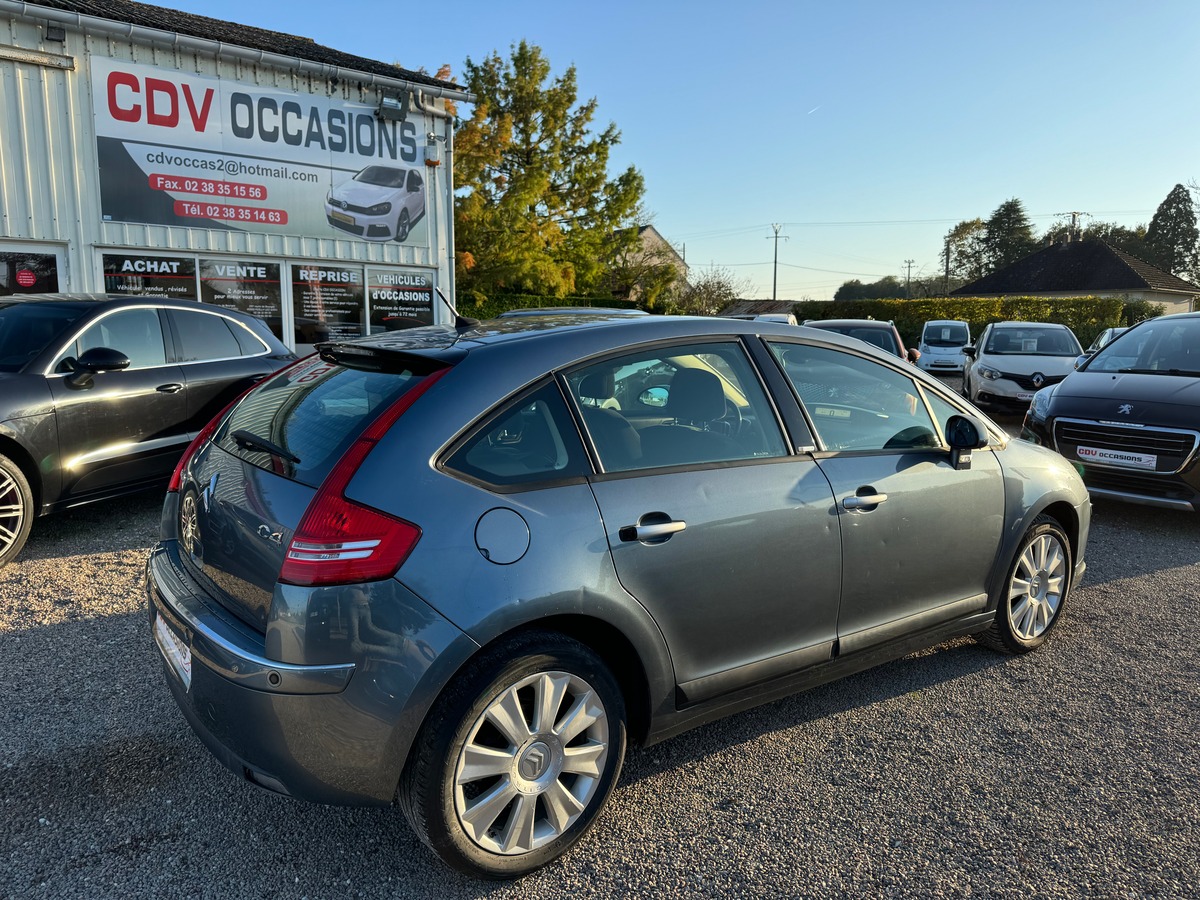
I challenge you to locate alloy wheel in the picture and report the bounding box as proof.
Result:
[453,670,610,856]
[0,467,27,557]
[1007,532,1066,640]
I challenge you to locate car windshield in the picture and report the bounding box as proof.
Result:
[352,166,406,188]
[0,301,89,372]
[923,323,968,346]
[983,327,1079,356]
[1084,317,1200,375]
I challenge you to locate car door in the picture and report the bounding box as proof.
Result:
[48,306,188,500]
[570,340,841,704]
[767,340,1005,654]
[164,307,277,431]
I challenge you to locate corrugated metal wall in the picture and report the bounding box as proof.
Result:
[0,10,453,302]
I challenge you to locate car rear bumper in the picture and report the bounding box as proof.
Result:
[146,542,474,805]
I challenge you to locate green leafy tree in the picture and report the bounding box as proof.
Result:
[453,42,645,300]
[833,275,906,300]
[1144,184,1200,278]
[607,220,684,309]
[941,218,988,285]
[984,198,1039,271]
[1078,221,1146,258]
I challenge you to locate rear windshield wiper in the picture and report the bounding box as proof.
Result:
[231,429,301,463]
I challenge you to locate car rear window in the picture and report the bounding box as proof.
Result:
[216,354,438,487]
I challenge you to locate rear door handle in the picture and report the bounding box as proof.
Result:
[156,383,184,394]
[618,520,686,543]
[842,493,888,510]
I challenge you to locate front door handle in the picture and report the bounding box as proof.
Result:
[156,383,184,394]
[618,519,687,543]
[842,492,888,510]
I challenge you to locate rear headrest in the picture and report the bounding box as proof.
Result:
[579,371,615,400]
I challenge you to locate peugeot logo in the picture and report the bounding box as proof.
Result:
[1118,404,1133,415]
[1031,372,1045,388]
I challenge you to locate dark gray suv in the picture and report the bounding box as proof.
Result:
[147,313,1090,878]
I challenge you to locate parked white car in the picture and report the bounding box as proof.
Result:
[325,165,425,242]
[917,319,971,374]
[962,321,1082,412]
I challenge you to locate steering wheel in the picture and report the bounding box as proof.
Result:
[708,398,744,436]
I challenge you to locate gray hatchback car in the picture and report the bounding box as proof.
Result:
[147,312,1090,878]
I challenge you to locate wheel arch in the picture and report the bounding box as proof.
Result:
[462,615,655,748]
[0,433,42,514]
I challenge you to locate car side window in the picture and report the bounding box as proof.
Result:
[445,381,589,487]
[567,342,788,472]
[922,389,974,446]
[56,308,167,371]
[170,309,253,362]
[769,342,939,452]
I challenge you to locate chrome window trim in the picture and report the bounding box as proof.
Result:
[42,304,272,376]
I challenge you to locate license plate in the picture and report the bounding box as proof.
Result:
[331,210,355,225]
[1076,445,1158,470]
[1017,392,1034,401]
[154,612,192,691]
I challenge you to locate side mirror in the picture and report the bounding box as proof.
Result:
[1073,353,1092,370]
[907,347,921,363]
[945,414,988,470]
[639,386,669,408]
[66,346,131,389]
[961,346,977,359]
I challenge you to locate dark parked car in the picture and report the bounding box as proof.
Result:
[801,318,920,363]
[148,312,1090,878]
[0,294,295,565]
[1023,312,1200,511]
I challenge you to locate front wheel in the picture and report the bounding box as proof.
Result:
[394,209,411,242]
[0,453,33,567]
[978,515,1072,654]
[400,631,627,879]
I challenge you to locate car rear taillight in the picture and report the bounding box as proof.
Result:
[279,367,448,587]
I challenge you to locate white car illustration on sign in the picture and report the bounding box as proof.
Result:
[325,165,425,242]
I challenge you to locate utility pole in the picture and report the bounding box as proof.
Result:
[904,259,915,299]
[943,238,951,296]
[1055,211,1091,241]
[768,224,789,302]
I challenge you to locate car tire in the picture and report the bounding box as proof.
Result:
[394,209,411,242]
[399,630,627,879]
[977,514,1072,654]
[0,453,34,567]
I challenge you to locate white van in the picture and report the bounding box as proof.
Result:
[917,319,971,373]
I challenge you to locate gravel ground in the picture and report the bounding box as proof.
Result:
[2,477,1199,898]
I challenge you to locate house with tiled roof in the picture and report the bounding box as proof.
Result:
[951,238,1199,314]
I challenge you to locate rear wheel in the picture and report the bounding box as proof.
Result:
[400,631,626,879]
[978,515,1071,654]
[0,453,33,567]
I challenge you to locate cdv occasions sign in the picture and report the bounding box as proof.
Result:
[90,57,432,246]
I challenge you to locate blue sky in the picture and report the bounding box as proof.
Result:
[170,0,1200,299]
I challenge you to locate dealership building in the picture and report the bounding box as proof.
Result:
[0,0,473,351]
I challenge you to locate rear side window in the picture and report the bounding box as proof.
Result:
[218,356,435,487]
[444,381,589,487]
[171,309,261,361]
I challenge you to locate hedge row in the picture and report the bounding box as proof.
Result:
[453,293,1164,351]
[789,296,1165,349]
